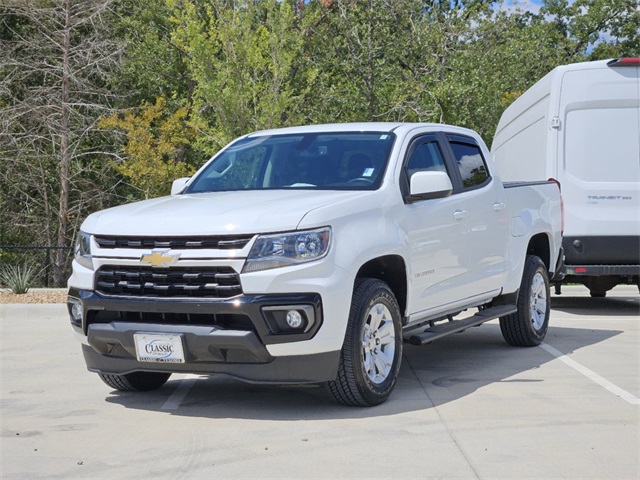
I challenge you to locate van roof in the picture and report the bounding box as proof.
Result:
[494,58,638,135]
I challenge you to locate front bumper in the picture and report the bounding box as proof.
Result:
[67,289,341,383]
[81,344,340,383]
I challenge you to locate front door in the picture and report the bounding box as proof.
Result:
[403,134,470,315]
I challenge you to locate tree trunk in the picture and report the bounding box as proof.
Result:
[54,0,73,287]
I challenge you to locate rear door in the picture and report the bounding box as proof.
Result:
[443,135,509,297]
[557,61,640,264]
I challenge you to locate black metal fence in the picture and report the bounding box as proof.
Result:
[0,246,73,288]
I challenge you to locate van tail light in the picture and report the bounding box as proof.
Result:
[607,58,640,68]
[548,178,564,235]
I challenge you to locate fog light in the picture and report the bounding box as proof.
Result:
[68,300,83,328]
[71,302,83,321]
[261,304,315,335]
[286,310,303,329]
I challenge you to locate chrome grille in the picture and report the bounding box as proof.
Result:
[95,266,242,298]
[94,235,253,250]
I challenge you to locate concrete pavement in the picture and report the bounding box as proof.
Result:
[1,285,638,479]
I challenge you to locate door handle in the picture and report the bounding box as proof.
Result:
[493,202,506,211]
[453,210,468,221]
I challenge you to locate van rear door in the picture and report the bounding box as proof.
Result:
[557,60,640,265]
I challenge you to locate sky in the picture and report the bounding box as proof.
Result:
[497,0,544,15]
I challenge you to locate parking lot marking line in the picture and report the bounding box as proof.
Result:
[541,343,640,405]
[161,374,199,410]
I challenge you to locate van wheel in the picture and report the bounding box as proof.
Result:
[328,279,403,406]
[590,291,606,298]
[500,255,550,346]
[98,372,171,392]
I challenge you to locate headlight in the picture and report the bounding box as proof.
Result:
[74,231,93,270]
[242,227,331,273]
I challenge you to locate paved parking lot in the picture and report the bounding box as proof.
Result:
[1,285,638,479]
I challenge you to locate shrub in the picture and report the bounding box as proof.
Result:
[0,263,38,294]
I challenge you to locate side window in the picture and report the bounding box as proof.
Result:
[449,142,489,189]
[406,141,447,178]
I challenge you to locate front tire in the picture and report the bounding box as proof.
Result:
[500,255,550,346]
[98,372,171,392]
[328,279,403,407]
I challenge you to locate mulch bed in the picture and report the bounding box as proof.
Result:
[0,290,67,304]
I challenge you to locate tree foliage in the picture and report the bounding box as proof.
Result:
[170,0,312,149]
[99,96,197,198]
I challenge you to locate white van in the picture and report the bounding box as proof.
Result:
[492,58,640,297]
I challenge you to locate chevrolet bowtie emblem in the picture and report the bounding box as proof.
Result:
[140,249,180,267]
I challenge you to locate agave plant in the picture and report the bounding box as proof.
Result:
[0,263,38,294]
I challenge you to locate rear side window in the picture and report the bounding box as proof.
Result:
[449,142,489,189]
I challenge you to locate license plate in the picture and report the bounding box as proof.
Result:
[134,333,185,363]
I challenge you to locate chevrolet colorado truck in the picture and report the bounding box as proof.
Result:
[67,123,563,406]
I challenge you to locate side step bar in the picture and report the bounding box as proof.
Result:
[407,304,517,346]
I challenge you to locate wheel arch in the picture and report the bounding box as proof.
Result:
[527,233,551,271]
[355,255,407,319]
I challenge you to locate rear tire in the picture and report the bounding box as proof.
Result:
[328,278,403,407]
[500,255,550,346]
[98,372,171,392]
[589,291,606,298]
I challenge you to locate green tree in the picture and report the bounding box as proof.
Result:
[542,0,640,59]
[303,0,421,122]
[113,0,196,106]
[99,97,197,198]
[170,0,312,151]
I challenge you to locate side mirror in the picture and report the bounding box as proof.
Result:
[171,177,190,195]
[408,171,452,202]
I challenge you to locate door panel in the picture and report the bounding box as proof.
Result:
[446,138,509,296]
[558,67,640,238]
[455,181,509,295]
[404,136,468,314]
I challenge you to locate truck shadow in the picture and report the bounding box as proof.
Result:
[104,323,622,420]
[550,294,639,317]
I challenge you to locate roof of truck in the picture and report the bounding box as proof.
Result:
[246,122,483,140]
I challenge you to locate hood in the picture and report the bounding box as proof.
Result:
[81,190,362,236]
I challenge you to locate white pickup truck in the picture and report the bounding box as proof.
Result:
[67,123,563,406]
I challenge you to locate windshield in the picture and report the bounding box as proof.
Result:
[185,132,396,193]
